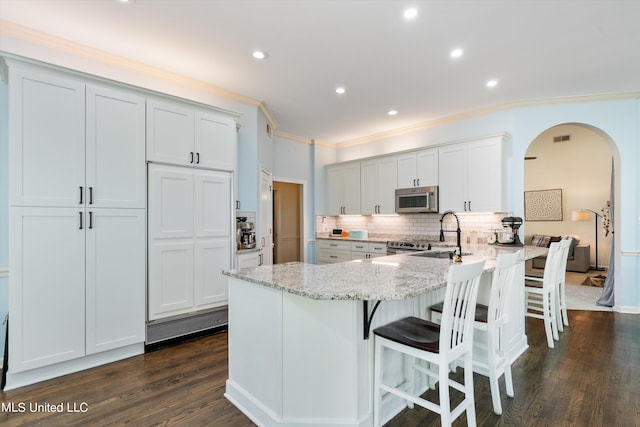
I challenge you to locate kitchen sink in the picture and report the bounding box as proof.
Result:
[410,251,473,259]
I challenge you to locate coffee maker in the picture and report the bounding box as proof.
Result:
[498,216,524,247]
[236,216,256,249]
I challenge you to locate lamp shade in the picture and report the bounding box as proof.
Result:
[571,210,590,221]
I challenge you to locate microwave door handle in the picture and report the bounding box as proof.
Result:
[426,193,430,209]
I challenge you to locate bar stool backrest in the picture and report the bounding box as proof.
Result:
[439,259,487,359]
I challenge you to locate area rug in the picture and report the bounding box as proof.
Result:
[565,281,612,311]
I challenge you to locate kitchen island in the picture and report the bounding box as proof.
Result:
[222,245,546,427]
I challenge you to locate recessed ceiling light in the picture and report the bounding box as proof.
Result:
[403,8,418,20]
[335,87,346,95]
[450,48,463,58]
[486,79,498,88]
[388,110,399,116]
[252,50,268,60]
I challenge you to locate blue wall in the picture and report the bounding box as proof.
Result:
[1,79,8,357]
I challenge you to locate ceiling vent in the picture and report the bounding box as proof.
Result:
[553,134,571,143]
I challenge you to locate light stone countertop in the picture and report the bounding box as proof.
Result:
[223,244,548,301]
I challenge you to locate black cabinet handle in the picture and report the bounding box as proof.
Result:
[89,187,93,205]
[464,201,467,211]
[89,211,93,229]
[468,201,471,211]
[79,211,83,229]
[196,152,200,164]
[79,186,83,204]
[190,152,194,164]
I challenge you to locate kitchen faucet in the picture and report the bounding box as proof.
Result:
[439,210,462,260]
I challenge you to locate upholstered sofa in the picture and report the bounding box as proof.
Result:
[528,234,591,273]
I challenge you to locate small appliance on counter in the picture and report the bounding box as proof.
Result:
[237,215,256,250]
[497,216,524,247]
[331,229,343,237]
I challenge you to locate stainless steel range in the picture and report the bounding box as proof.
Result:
[386,240,433,255]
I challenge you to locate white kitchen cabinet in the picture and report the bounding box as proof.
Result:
[350,241,387,260]
[317,239,352,264]
[147,97,236,171]
[148,164,232,320]
[9,208,86,372]
[237,251,261,268]
[6,60,147,384]
[360,156,397,214]
[439,135,508,212]
[85,209,146,355]
[9,66,85,207]
[9,207,145,371]
[397,148,438,189]
[9,66,146,209]
[86,85,146,208]
[326,162,361,215]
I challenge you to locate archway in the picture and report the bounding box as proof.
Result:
[523,122,619,307]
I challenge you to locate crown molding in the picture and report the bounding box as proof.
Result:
[273,130,313,144]
[335,91,640,148]
[0,19,262,107]
[258,102,278,130]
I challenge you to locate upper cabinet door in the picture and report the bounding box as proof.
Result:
[195,110,236,171]
[415,149,438,187]
[146,97,194,166]
[438,143,468,212]
[9,65,85,207]
[86,85,146,208]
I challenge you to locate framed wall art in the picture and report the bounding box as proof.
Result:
[524,189,563,221]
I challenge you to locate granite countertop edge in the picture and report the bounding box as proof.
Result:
[224,245,548,301]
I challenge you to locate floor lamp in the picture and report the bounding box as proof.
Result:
[571,209,605,271]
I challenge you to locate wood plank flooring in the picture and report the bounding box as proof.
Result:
[1,310,638,426]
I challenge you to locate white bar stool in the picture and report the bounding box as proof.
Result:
[524,241,565,348]
[430,251,523,415]
[373,259,486,427]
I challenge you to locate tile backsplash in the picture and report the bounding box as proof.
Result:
[316,213,511,244]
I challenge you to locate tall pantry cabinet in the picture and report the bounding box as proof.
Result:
[6,60,146,384]
[146,97,236,324]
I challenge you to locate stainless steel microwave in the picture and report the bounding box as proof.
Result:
[395,186,439,213]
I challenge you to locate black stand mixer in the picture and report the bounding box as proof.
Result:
[498,216,524,247]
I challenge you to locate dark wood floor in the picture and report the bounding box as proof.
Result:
[1,310,638,426]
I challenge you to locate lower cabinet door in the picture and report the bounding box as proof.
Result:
[148,240,195,320]
[9,207,85,373]
[85,208,146,354]
[195,239,231,308]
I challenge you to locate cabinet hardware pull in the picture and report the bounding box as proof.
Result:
[89,187,93,205]
[417,178,420,186]
[89,211,93,229]
[79,211,83,229]
[468,201,471,211]
[190,151,194,163]
[79,186,83,204]
[196,152,200,164]
[236,200,240,209]
[464,201,467,211]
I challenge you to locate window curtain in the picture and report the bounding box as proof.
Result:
[597,158,614,307]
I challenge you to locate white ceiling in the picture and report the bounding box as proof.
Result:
[1,0,639,144]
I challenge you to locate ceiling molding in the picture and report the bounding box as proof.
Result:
[258,102,278,131]
[0,19,262,107]
[273,130,313,145]
[335,91,640,148]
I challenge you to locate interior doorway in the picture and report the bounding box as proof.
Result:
[272,181,303,264]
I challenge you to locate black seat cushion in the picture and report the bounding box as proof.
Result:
[374,316,441,353]
[430,301,489,323]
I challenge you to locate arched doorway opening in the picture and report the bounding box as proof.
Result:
[523,123,619,307]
